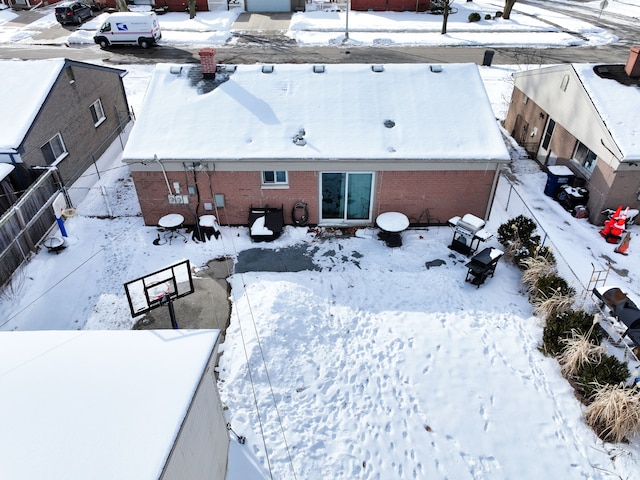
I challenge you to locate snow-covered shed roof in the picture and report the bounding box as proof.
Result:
[0,329,220,480]
[0,59,65,152]
[123,63,510,163]
[572,63,640,160]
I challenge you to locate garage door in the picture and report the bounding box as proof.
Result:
[245,0,290,12]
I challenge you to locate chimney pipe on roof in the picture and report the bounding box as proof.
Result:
[199,48,217,80]
[624,46,640,78]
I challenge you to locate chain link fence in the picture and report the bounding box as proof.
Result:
[68,174,140,219]
[492,170,598,310]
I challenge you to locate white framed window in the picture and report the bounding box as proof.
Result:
[90,99,106,127]
[262,171,288,186]
[572,141,597,175]
[40,133,67,165]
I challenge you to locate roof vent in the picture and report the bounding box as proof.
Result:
[293,129,307,146]
[262,65,274,74]
[384,119,395,128]
[313,65,325,74]
[430,65,443,73]
[223,65,237,73]
[169,66,182,75]
[371,65,384,73]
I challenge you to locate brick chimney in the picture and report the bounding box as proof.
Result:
[199,48,217,80]
[624,46,640,78]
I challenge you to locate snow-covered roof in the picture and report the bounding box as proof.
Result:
[0,329,220,480]
[0,162,14,181]
[123,63,510,163]
[0,59,66,152]
[571,63,640,159]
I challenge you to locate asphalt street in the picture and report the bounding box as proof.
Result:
[0,8,637,65]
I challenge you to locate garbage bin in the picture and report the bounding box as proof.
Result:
[544,165,575,197]
[482,50,495,66]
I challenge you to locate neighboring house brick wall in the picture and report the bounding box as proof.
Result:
[20,64,129,186]
[132,169,497,227]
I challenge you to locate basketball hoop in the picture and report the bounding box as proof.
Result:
[61,208,78,218]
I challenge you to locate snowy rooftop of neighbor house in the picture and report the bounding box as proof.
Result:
[571,63,640,159]
[0,59,66,152]
[0,329,220,480]
[123,63,510,163]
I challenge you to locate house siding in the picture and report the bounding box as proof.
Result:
[20,63,129,186]
[506,82,640,224]
[159,344,229,480]
[132,168,497,227]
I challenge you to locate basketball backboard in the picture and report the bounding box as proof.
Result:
[124,260,194,317]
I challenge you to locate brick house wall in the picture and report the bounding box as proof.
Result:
[104,0,209,12]
[20,63,129,186]
[132,168,497,227]
[351,0,430,11]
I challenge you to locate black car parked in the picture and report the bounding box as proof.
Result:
[55,1,93,25]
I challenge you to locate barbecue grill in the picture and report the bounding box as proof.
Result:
[447,214,492,255]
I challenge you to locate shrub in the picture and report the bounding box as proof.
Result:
[533,273,574,300]
[484,13,491,20]
[584,383,640,443]
[521,254,556,290]
[542,310,603,357]
[468,12,481,22]
[497,215,548,268]
[495,10,503,18]
[531,274,576,318]
[575,354,630,399]
[558,330,604,378]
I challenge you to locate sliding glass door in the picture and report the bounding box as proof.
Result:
[321,172,373,223]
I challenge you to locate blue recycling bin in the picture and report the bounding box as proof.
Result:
[544,165,574,197]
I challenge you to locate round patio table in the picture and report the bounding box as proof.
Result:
[376,212,410,233]
[158,213,185,244]
[376,212,409,247]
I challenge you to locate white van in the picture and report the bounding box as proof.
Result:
[94,12,161,49]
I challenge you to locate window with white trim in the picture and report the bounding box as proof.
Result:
[572,141,597,174]
[41,133,67,165]
[90,99,106,127]
[262,171,288,185]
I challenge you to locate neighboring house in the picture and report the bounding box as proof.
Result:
[103,0,213,12]
[123,52,510,229]
[0,59,130,197]
[0,329,229,480]
[351,0,430,11]
[503,47,640,224]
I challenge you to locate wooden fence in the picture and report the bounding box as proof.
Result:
[0,168,65,288]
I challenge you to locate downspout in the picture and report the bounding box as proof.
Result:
[154,154,174,195]
[484,162,502,220]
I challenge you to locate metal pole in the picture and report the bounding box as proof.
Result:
[167,298,179,329]
[345,0,349,40]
